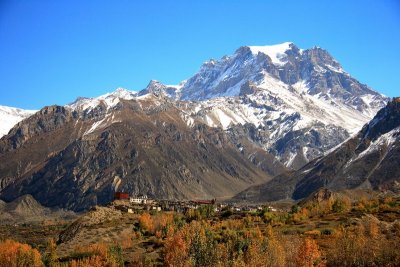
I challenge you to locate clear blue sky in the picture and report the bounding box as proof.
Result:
[0,0,399,109]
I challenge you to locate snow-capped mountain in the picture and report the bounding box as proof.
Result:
[234,97,400,202]
[0,42,394,211]
[179,42,383,104]
[61,42,388,169]
[0,105,36,138]
[137,80,185,99]
[171,42,388,168]
[67,88,137,112]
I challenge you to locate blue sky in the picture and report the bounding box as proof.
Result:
[0,0,399,109]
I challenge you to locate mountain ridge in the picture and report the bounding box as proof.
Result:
[0,42,392,211]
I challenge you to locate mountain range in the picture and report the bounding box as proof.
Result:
[0,42,395,211]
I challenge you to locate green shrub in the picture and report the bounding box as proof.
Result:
[320,228,335,235]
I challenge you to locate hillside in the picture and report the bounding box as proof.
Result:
[0,194,76,224]
[0,94,274,211]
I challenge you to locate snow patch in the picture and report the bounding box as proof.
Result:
[83,113,121,136]
[248,42,293,66]
[285,151,297,167]
[352,127,399,162]
[325,64,344,73]
[68,87,136,112]
[0,105,37,138]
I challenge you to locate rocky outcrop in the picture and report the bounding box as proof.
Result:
[0,194,76,224]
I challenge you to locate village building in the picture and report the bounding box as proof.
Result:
[114,192,129,200]
[130,194,149,204]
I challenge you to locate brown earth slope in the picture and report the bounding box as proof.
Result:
[0,94,280,211]
[0,194,76,224]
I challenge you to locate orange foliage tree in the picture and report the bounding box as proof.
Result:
[0,239,43,267]
[164,231,189,266]
[139,212,154,233]
[139,212,174,236]
[296,238,324,267]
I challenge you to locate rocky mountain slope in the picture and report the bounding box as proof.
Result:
[0,43,388,169]
[143,42,388,168]
[0,194,76,224]
[0,105,36,138]
[234,97,400,202]
[0,93,276,211]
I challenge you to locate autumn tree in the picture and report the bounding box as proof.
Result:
[332,197,351,213]
[139,212,154,234]
[0,239,43,267]
[164,231,189,267]
[42,238,58,267]
[296,238,324,267]
[264,225,286,267]
[70,243,124,267]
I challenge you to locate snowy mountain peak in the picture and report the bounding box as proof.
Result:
[145,80,166,91]
[247,42,295,65]
[67,87,136,111]
[175,42,389,168]
[114,87,132,94]
[109,87,136,99]
[179,42,386,105]
[138,80,183,99]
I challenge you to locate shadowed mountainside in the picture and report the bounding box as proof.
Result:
[234,97,400,202]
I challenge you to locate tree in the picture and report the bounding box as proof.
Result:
[43,238,58,267]
[296,238,324,267]
[265,225,286,267]
[139,212,154,234]
[164,231,189,267]
[0,239,43,267]
[332,197,351,213]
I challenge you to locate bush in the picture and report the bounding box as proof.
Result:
[304,230,321,237]
[320,228,335,235]
[332,197,351,213]
[221,208,233,218]
[70,243,124,266]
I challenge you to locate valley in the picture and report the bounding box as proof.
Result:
[0,190,399,266]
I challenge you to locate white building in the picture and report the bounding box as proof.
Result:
[130,195,148,204]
